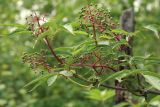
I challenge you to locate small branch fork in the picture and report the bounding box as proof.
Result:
[71,51,117,74]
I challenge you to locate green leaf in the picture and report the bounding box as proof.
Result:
[145,57,160,65]
[100,70,140,83]
[100,69,158,83]
[142,71,160,79]
[37,30,51,41]
[112,39,128,49]
[72,45,85,56]
[9,29,32,36]
[113,102,129,107]
[86,89,115,101]
[0,24,26,29]
[112,29,133,36]
[67,78,91,88]
[28,81,44,92]
[24,74,54,87]
[54,47,73,52]
[129,56,145,64]
[87,0,98,3]
[59,70,75,77]
[149,96,160,105]
[70,21,81,28]
[143,75,160,91]
[99,35,114,40]
[73,31,88,36]
[86,89,101,101]
[101,68,160,89]
[63,24,74,34]
[72,40,95,56]
[134,30,147,39]
[144,25,159,39]
[47,75,58,86]
[54,47,73,56]
[129,55,160,65]
[43,20,59,31]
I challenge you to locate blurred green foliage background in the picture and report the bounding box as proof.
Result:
[0,0,160,107]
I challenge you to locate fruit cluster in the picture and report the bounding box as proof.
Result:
[26,13,48,37]
[22,50,52,72]
[80,4,117,33]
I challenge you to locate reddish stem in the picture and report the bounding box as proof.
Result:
[92,24,98,46]
[44,38,63,64]
[35,13,63,64]
[87,6,98,46]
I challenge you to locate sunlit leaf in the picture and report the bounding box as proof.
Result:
[43,20,59,31]
[100,69,160,83]
[143,75,160,91]
[24,74,54,87]
[86,89,115,101]
[37,30,51,41]
[59,70,75,77]
[112,39,128,49]
[0,24,26,29]
[68,78,91,88]
[54,47,73,52]
[149,95,160,106]
[9,29,32,36]
[113,102,129,107]
[144,25,159,39]
[112,29,134,36]
[100,69,141,83]
[63,24,74,34]
[47,75,58,86]
[28,81,43,92]
[99,35,114,40]
[73,31,88,36]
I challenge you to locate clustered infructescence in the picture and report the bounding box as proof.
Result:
[26,13,48,37]
[79,4,118,34]
[79,4,129,52]
[22,50,52,73]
